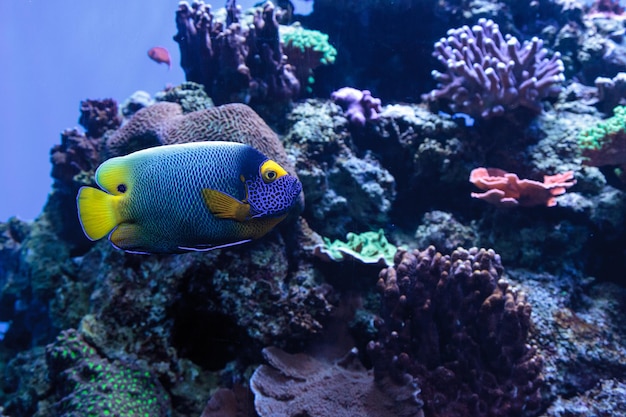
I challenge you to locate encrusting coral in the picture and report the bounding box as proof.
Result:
[423,18,565,119]
[251,346,422,417]
[45,329,169,417]
[578,105,626,168]
[368,246,543,417]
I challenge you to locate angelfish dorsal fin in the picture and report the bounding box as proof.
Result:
[201,188,250,222]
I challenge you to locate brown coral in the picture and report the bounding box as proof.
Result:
[369,246,543,417]
[78,98,122,138]
[50,128,102,186]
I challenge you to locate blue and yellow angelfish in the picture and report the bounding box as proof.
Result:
[77,142,302,254]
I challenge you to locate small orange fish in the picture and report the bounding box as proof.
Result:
[148,47,171,69]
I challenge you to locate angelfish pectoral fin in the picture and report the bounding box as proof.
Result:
[109,223,148,252]
[201,188,250,221]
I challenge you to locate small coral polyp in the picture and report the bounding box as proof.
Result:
[424,18,565,119]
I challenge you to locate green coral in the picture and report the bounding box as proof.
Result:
[577,106,626,167]
[280,23,337,93]
[578,105,626,150]
[46,329,169,417]
[316,229,398,266]
[280,24,337,66]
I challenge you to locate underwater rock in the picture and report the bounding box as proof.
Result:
[120,90,155,117]
[154,81,214,113]
[512,271,626,407]
[413,210,478,253]
[543,379,626,416]
[283,99,395,237]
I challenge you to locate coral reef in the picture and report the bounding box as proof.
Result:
[594,72,626,112]
[6,0,626,413]
[119,90,154,117]
[423,18,565,119]
[368,246,543,417]
[469,167,577,207]
[331,87,382,127]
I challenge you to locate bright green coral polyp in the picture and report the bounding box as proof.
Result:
[578,106,626,151]
[320,229,398,266]
[280,24,337,65]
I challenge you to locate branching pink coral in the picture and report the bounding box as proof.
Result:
[469,167,576,207]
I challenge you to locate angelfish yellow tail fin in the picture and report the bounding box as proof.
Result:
[77,186,121,240]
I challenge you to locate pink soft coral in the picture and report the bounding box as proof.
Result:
[470,167,576,207]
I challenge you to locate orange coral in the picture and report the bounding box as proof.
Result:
[469,167,576,207]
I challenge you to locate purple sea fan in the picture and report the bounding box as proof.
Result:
[423,18,565,119]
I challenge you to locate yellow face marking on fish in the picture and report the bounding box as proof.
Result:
[260,160,287,184]
[95,156,133,196]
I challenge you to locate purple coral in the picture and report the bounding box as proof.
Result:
[423,18,565,119]
[368,246,543,417]
[331,87,382,127]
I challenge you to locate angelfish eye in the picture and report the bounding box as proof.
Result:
[117,184,127,193]
[263,170,277,182]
